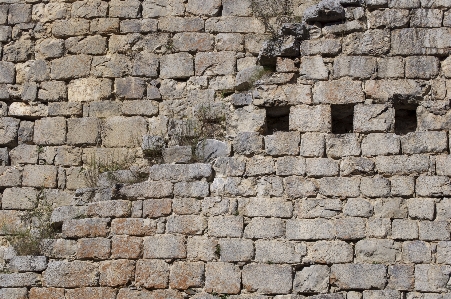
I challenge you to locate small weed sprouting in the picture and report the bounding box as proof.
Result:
[81,150,144,188]
[250,0,295,38]
[169,103,227,162]
[215,244,221,257]
[1,190,57,256]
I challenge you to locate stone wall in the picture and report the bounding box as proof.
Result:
[1,0,451,298]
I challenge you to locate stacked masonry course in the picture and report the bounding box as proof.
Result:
[2,0,451,298]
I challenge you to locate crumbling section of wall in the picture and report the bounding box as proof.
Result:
[1,0,451,298]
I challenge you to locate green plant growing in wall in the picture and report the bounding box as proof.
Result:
[1,190,57,256]
[250,0,295,37]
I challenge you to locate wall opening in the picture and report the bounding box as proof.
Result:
[331,104,354,134]
[394,105,418,135]
[266,106,290,135]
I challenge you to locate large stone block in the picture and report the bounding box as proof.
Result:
[67,118,101,145]
[415,265,451,292]
[313,79,364,104]
[375,155,430,175]
[0,62,15,84]
[299,56,328,80]
[110,0,141,18]
[318,177,360,198]
[169,261,205,290]
[43,261,98,288]
[294,265,330,294]
[242,264,292,294]
[290,105,331,132]
[391,28,451,55]
[65,288,116,299]
[416,176,451,197]
[355,239,399,263]
[51,55,91,80]
[330,264,387,290]
[195,52,235,76]
[255,240,304,264]
[160,53,194,79]
[0,117,19,146]
[400,131,447,154]
[142,0,185,17]
[265,132,300,156]
[405,56,440,79]
[286,219,335,240]
[333,56,377,79]
[219,238,254,262]
[2,187,37,210]
[354,104,395,133]
[307,241,353,264]
[135,259,169,289]
[173,32,214,51]
[205,262,241,294]
[102,116,147,147]
[68,78,111,102]
[244,217,285,239]
[205,17,265,33]
[343,30,390,55]
[143,235,186,259]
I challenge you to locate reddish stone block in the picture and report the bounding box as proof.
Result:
[169,261,205,290]
[29,287,65,299]
[76,238,110,260]
[99,260,135,287]
[111,218,156,236]
[111,235,142,259]
[135,259,169,289]
[62,218,110,238]
[143,199,172,218]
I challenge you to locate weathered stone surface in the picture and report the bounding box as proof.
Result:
[243,264,292,294]
[290,105,331,132]
[205,262,241,294]
[43,261,98,288]
[294,265,329,294]
[330,264,386,290]
[144,235,186,259]
[415,265,451,292]
[68,78,111,102]
[307,241,354,264]
[135,259,169,289]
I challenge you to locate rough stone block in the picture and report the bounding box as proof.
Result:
[169,261,205,289]
[313,79,364,104]
[299,56,328,80]
[343,30,390,55]
[265,132,300,156]
[208,216,243,238]
[195,52,235,76]
[335,217,366,240]
[411,9,443,28]
[318,177,360,198]
[355,239,399,263]
[415,265,451,292]
[286,219,334,240]
[390,176,415,197]
[218,238,254,262]
[294,265,329,294]
[143,235,186,259]
[135,259,169,289]
[174,181,209,198]
[166,215,207,235]
[307,241,353,264]
[276,156,306,176]
[407,198,435,220]
[284,176,317,198]
[244,217,285,239]
[388,264,414,291]
[255,240,304,264]
[99,259,135,287]
[77,238,110,260]
[111,218,156,236]
[187,236,218,262]
[290,105,331,132]
[43,261,98,288]
[2,187,37,210]
[142,0,185,18]
[102,116,147,148]
[392,219,419,240]
[343,198,373,217]
[148,163,212,182]
[333,56,377,79]
[62,218,109,238]
[29,287,65,299]
[205,17,265,33]
[402,240,432,263]
[67,118,100,145]
[143,199,171,218]
[306,158,339,177]
[238,197,292,218]
[375,155,430,175]
[205,262,241,294]
[331,264,386,290]
[354,104,395,133]
[110,0,140,18]
[111,235,142,259]
[360,176,390,198]
[68,78,111,102]
[51,55,91,80]
[416,176,451,197]
[418,221,450,241]
[243,264,292,294]
[233,132,263,155]
[391,28,451,55]
[65,288,116,299]
[160,53,194,79]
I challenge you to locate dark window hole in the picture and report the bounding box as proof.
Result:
[331,104,354,134]
[395,106,418,135]
[266,106,290,135]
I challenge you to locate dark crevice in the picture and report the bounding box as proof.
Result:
[331,104,354,134]
[265,106,290,135]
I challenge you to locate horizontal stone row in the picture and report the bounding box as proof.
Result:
[1,260,450,295]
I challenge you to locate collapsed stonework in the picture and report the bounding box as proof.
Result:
[1,0,451,298]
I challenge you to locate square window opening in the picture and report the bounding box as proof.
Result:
[266,106,290,135]
[331,104,354,134]
[395,105,418,135]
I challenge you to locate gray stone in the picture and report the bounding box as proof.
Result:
[0,117,20,146]
[244,217,285,239]
[391,28,451,55]
[276,156,306,176]
[143,235,186,259]
[343,198,373,217]
[330,264,387,290]
[343,30,390,55]
[416,176,451,197]
[354,104,394,133]
[243,264,292,294]
[369,9,410,29]
[307,241,354,264]
[205,262,241,294]
[238,197,292,218]
[43,261,98,288]
[333,56,377,79]
[407,198,435,220]
[375,155,430,175]
[255,240,304,264]
[284,176,317,198]
[388,264,414,291]
[219,238,254,262]
[418,220,450,241]
[318,177,360,198]
[326,134,361,158]
[33,117,66,145]
[2,187,38,210]
[195,52,236,76]
[286,219,335,240]
[415,264,451,292]
[306,158,339,177]
[334,217,366,240]
[233,132,263,155]
[0,273,39,288]
[8,256,47,272]
[296,198,342,219]
[303,0,345,22]
[290,105,331,132]
[51,55,91,80]
[340,157,375,176]
[160,53,194,79]
[436,241,451,264]
[294,265,330,294]
[355,239,399,263]
[300,56,328,80]
[208,216,243,238]
[196,139,230,162]
[363,290,401,299]
[300,133,325,157]
[39,81,67,102]
[110,0,141,18]
[403,241,432,263]
[0,62,15,84]
[392,219,419,240]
